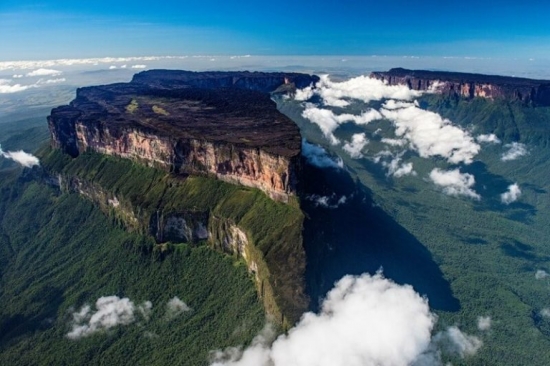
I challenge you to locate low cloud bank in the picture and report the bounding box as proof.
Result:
[342,133,368,158]
[67,296,152,340]
[301,106,381,145]
[0,145,40,167]
[297,78,480,167]
[429,168,480,200]
[210,273,435,366]
[500,183,521,204]
[306,194,348,209]
[501,142,528,161]
[302,140,343,169]
[0,76,67,94]
[476,134,501,144]
[26,68,62,77]
[210,273,482,366]
[67,295,190,339]
[297,74,424,107]
[0,78,33,93]
[380,104,480,165]
[165,296,191,320]
[374,150,416,178]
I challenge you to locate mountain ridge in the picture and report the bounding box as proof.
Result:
[48,70,319,202]
[371,67,550,105]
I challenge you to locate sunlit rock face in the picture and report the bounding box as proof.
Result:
[48,70,319,202]
[371,68,550,105]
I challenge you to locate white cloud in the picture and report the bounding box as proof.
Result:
[0,145,40,167]
[381,105,480,165]
[385,158,415,178]
[501,142,528,161]
[342,133,368,158]
[373,150,416,178]
[306,194,348,209]
[26,68,62,77]
[0,76,65,93]
[297,77,478,165]
[301,105,381,145]
[211,272,436,366]
[477,316,491,331]
[500,183,521,204]
[67,296,151,340]
[535,270,549,280]
[302,140,343,169]
[38,78,66,84]
[12,74,23,78]
[0,56,189,71]
[0,82,32,93]
[298,74,424,107]
[382,99,417,110]
[121,64,128,69]
[429,168,480,200]
[294,85,315,101]
[381,138,408,147]
[165,296,191,320]
[109,65,118,69]
[131,64,147,69]
[301,107,342,144]
[431,326,483,358]
[476,134,501,144]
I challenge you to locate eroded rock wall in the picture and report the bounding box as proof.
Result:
[371,68,550,105]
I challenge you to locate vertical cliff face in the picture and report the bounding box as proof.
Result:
[371,68,550,105]
[41,150,307,328]
[45,70,315,327]
[48,71,317,202]
[69,123,298,202]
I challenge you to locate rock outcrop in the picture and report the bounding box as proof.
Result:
[48,70,319,202]
[371,68,550,105]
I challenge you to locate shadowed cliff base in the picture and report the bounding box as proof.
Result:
[301,162,460,313]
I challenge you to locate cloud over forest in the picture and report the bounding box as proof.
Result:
[0,145,40,167]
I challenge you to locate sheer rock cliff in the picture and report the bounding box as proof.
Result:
[371,68,550,105]
[48,70,319,202]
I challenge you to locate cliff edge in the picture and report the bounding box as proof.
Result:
[371,68,550,105]
[48,70,319,202]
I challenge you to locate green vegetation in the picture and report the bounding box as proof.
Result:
[0,173,264,365]
[0,111,304,364]
[420,95,550,146]
[277,97,550,365]
[39,147,306,327]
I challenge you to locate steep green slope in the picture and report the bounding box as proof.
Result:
[0,170,264,366]
[0,98,307,364]
[39,147,307,327]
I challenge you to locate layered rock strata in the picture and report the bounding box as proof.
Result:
[371,68,550,105]
[48,71,319,202]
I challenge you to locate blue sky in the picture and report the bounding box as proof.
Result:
[1,0,550,61]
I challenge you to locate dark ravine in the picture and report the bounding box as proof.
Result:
[48,70,319,202]
[371,68,550,105]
